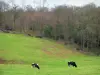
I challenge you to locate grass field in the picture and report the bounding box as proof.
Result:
[0,33,100,75]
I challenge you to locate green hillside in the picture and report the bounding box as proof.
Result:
[0,33,100,75]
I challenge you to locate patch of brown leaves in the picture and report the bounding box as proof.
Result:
[0,58,24,64]
[42,49,70,58]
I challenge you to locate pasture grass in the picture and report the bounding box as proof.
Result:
[0,32,100,75]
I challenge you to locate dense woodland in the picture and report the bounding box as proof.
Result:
[0,1,100,55]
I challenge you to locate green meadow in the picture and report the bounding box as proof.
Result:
[0,33,100,75]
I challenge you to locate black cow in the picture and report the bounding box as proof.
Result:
[68,61,77,67]
[32,63,40,69]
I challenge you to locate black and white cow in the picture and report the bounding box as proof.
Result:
[32,63,40,69]
[68,61,77,67]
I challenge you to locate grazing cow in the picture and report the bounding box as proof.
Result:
[32,63,40,69]
[68,61,77,67]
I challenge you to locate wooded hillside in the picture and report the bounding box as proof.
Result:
[0,1,100,54]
